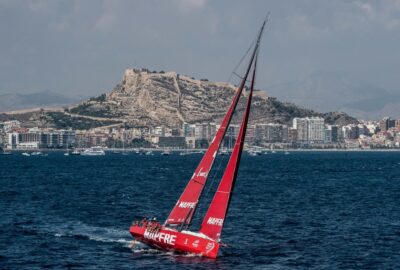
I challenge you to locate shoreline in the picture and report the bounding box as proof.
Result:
[4,148,400,153]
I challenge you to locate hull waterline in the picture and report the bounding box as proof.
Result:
[129,223,219,258]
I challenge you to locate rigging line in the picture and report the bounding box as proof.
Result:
[226,35,257,84]
[224,13,269,88]
[190,15,269,228]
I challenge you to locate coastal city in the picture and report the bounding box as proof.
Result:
[1,115,399,154]
[2,1,400,268]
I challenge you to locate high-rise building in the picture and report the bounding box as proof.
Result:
[325,127,332,143]
[194,123,216,142]
[254,123,286,143]
[379,117,396,132]
[6,129,75,149]
[293,118,308,142]
[293,117,325,143]
[308,117,325,142]
[288,128,297,143]
[331,125,339,143]
[396,119,400,129]
[325,125,339,143]
[245,125,255,143]
[342,125,359,139]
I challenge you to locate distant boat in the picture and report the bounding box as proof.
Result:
[136,149,145,155]
[81,147,105,156]
[248,150,262,156]
[22,152,30,156]
[179,149,196,155]
[161,150,171,156]
[64,152,70,156]
[145,151,153,156]
[71,149,81,155]
[31,151,46,156]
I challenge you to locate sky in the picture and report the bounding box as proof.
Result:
[0,0,399,100]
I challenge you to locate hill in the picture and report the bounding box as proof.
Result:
[0,90,80,113]
[0,69,358,129]
[268,71,400,119]
[68,68,357,128]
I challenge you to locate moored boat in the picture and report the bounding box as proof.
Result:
[161,150,171,156]
[70,149,81,155]
[248,149,262,156]
[81,147,105,156]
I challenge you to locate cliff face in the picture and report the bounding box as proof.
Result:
[69,68,358,128]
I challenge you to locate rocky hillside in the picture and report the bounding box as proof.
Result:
[68,68,357,128]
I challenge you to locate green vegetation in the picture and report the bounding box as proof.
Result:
[89,94,106,103]
[70,103,124,118]
[131,138,152,148]
[47,112,121,130]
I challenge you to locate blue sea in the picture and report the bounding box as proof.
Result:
[1,151,400,269]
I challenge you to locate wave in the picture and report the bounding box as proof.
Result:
[22,219,133,247]
[20,219,213,259]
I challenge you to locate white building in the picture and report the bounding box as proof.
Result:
[195,123,216,141]
[308,117,325,142]
[254,123,287,143]
[293,118,308,142]
[293,117,325,143]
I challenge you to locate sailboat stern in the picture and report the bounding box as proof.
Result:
[129,222,220,258]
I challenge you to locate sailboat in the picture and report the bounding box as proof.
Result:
[161,148,171,156]
[129,18,267,259]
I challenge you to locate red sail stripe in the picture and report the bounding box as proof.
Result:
[199,56,257,241]
[164,60,257,226]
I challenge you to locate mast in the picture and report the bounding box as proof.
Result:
[199,54,258,241]
[164,20,266,227]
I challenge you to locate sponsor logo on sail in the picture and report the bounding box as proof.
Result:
[178,201,196,208]
[197,168,208,178]
[207,217,224,226]
[144,230,177,246]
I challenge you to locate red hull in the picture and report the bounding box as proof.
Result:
[129,223,220,259]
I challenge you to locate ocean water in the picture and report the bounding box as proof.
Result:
[1,151,400,269]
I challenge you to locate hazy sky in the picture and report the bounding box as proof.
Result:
[0,0,399,98]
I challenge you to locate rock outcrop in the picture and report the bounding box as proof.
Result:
[67,68,358,128]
